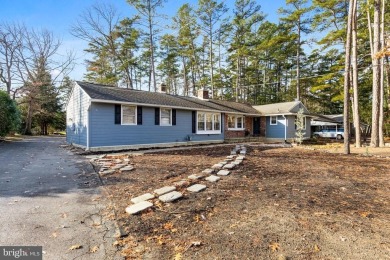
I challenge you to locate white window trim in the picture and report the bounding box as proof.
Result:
[196,112,221,134]
[121,105,137,125]
[160,108,172,126]
[270,116,278,125]
[227,114,245,130]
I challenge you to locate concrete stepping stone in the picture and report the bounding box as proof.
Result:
[112,164,125,170]
[131,193,155,204]
[217,170,230,176]
[226,155,236,159]
[231,150,237,155]
[154,186,176,196]
[173,180,189,187]
[202,169,214,174]
[99,169,115,175]
[188,174,202,180]
[212,163,224,169]
[240,151,246,155]
[187,184,207,193]
[205,175,220,182]
[159,191,183,203]
[223,163,235,170]
[120,166,134,172]
[232,161,241,166]
[126,201,153,215]
[237,155,245,160]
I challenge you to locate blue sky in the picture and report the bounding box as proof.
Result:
[0,0,287,81]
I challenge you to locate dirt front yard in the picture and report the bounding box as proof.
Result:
[100,145,390,260]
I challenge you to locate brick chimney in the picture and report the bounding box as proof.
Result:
[197,89,209,100]
[159,83,167,93]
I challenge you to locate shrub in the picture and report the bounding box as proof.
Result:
[0,90,21,137]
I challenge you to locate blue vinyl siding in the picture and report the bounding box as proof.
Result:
[266,116,286,138]
[89,103,224,148]
[66,85,89,146]
[266,115,311,139]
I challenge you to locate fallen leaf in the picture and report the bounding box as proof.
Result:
[90,246,99,253]
[69,244,82,250]
[314,244,320,252]
[51,232,58,238]
[174,253,182,260]
[163,222,174,230]
[269,242,280,252]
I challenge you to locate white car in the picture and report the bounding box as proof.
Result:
[313,129,344,140]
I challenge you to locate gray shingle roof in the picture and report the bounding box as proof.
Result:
[253,101,310,115]
[77,81,261,115]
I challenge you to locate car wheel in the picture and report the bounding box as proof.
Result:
[336,134,343,140]
[313,134,320,138]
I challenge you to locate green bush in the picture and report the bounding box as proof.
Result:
[0,90,21,137]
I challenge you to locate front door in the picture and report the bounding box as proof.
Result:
[253,117,261,136]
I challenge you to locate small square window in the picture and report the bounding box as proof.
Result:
[270,116,277,125]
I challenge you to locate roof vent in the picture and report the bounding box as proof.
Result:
[197,89,209,100]
[159,83,167,93]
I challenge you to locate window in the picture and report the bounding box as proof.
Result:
[198,113,205,131]
[213,114,220,131]
[197,112,221,134]
[122,105,136,125]
[270,116,277,125]
[160,108,172,126]
[227,114,245,130]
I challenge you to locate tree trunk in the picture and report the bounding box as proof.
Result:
[352,0,361,148]
[379,0,385,147]
[182,57,188,96]
[209,31,214,98]
[370,0,381,147]
[236,57,240,102]
[296,17,301,101]
[343,0,354,155]
[148,0,156,92]
[25,99,33,135]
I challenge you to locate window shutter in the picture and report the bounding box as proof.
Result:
[172,109,176,125]
[137,106,142,125]
[192,111,196,133]
[155,108,160,125]
[115,105,121,124]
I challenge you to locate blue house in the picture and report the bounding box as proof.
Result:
[66,82,261,151]
[253,101,312,141]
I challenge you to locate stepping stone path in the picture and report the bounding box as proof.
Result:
[205,175,220,182]
[131,193,155,204]
[154,186,176,196]
[111,144,250,214]
[159,191,183,203]
[217,170,230,176]
[187,184,207,193]
[126,201,153,215]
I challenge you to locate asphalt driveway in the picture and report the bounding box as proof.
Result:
[0,136,120,259]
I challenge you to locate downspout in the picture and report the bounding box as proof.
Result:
[282,115,287,143]
[86,101,91,151]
